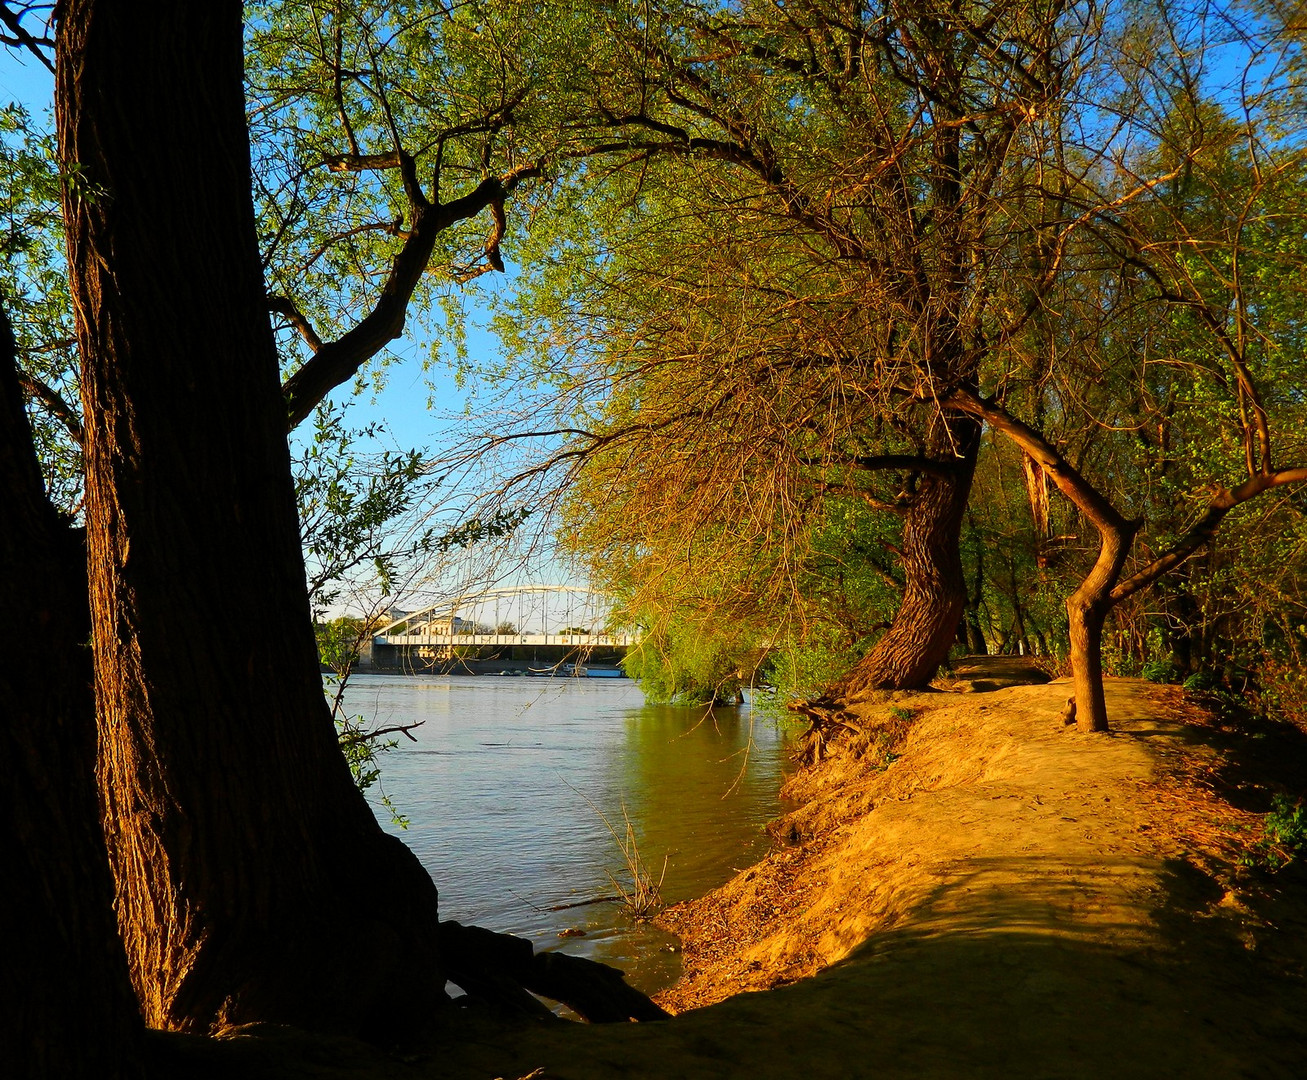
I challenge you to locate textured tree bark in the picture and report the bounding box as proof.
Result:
[1066,595,1110,734]
[57,2,442,1039]
[0,307,143,1077]
[830,415,982,698]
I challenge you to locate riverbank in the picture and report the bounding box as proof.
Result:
[150,672,1307,1078]
[336,674,788,991]
[653,673,1307,1020]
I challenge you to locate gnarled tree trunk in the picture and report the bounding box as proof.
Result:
[0,306,143,1077]
[1064,510,1141,732]
[1065,597,1112,734]
[830,414,982,699]
[57,2,442,1039]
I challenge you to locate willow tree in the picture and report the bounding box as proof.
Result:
[498,0,1093,697]
[41,0,674,1036]
[516,194,935,701]
[245,0,605,423]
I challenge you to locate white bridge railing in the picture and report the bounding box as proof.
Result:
[374,631,634,648]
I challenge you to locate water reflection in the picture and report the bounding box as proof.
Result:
[619,705,784,900]
[340,674,792,994]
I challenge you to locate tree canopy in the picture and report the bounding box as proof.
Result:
[487,0,1307,728]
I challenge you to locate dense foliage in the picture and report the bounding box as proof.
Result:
[0,103,81,511]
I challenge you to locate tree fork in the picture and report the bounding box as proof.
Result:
[941,388,1307,732]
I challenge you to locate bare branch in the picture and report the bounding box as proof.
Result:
[0,3,53,72]
[337,720,425,747]
[280,162,541,429]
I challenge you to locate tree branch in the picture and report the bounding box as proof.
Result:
[943,387,1134,537]
[267,295,323,352]
[337,720,424,747]
[17,372,83,444]
[279,162,541,429]
[812,479,911,515]
[0,3,54,72]
[832,453,959,479]
[322,150,404,172]
[1110,468,1307,602]
[589,106,872,265]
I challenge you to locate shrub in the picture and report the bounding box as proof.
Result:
[1142,657,1180,684]
[1265,795,1307,863]
[1243,794,1307,870]
[1182,670,1220,692]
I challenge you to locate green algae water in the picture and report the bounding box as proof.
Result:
[341,673,792,995]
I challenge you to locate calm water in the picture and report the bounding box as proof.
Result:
[340,673,792,995]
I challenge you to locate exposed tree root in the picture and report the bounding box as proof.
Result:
[788,698,863,766]
[440,921,670,1024]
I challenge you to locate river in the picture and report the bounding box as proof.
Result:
[341,673,793,995]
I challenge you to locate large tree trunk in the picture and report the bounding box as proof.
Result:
[0,307,144,1077]
[57,2,442,1039]
[830,415,982,699]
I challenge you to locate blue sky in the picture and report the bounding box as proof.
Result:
[0,41,48,107]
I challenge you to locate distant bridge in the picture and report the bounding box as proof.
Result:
[371,586,634,668]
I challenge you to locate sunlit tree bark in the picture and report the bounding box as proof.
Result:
[57,1,442,1037]
[831,416,982,697]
